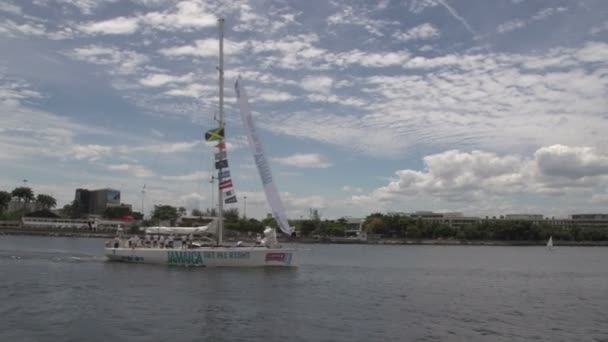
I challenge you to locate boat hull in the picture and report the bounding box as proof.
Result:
[105,246,297,267]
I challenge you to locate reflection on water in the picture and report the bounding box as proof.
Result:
[1,236,607,341]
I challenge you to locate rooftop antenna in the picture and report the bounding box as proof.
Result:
[141,184,146,218]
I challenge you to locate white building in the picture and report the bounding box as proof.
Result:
[505,214,544,220]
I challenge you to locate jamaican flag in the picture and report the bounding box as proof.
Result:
[205,127,224,142]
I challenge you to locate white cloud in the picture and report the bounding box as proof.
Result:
[259,41,608,158]
[159,39,246,58]
[79,17,139,35]
[0,2,22,15]
[535,145,608,179]
[327,4,397,36]
[71,144,112,161]
[575,41,608,63]
[306,94,365,107]
[531,7,567,21]
[497,19,525,33]
[164,83,213,98]
[393,23,440,41]
[74,1,216,35]
[107,163,155,178]
[125,141,201,153]
[300,76,333,94]
[354,145,608,214]
[409,0,439,14]
[497,7,567,34]
[233,3,299,33]
[590,21,608,35]
[342,185,363,193]
[66,45,148,75]
[56,0,115,15]
[328,49,411,68]
[0,19,46,37]
[140,1,216,31]
[140,73,194,87]
[161,171,210,181]
[255,89,297,102]
[273,153,332,168]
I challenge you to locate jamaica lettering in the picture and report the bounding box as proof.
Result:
[167,250,204,266]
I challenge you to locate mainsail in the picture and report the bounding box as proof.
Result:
[234,77,293,235]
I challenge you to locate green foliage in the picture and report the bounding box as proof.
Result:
[178,206,187,216]
[104,206,132,219]
[25,210,60,218]
[11,187,34,202]
[191,209,203,216]
[204,208,217,217]
[62,201,82,219]
[318,220,346,236]
[225,218,266,234]
[0,191,11,213]
[131,211,144,220]
[0,209,26,221]
[36,194,57,209]
[261,215,278,229]
[151,205,178,222]
[356,213,608,241]
[224,208,239,223]
[363,213,387,235]
[299,220,317,236]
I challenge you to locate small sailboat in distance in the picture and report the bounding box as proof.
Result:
[547,235,554,250]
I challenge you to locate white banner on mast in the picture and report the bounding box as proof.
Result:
[234,77,293,235]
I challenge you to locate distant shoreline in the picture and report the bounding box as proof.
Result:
[2,228,608,246]
[295,237,608,247]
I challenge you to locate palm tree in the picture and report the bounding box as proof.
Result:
[0,191,11,214]
[36,194,57,210]
[11,187,34,210]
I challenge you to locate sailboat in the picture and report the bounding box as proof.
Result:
[104,18,297,267]
[547,236,554,250]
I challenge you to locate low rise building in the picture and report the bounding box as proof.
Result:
[342,217,365,237]
[408,211,480,228]
[569,214,608,228]
[74,188,131,216]
[505,214,544,220]
[6,200,41,213]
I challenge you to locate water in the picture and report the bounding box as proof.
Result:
[1,236,607,342]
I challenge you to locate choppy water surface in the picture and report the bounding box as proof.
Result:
[1,235,607,342]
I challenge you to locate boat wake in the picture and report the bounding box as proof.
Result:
[0,250,105,264]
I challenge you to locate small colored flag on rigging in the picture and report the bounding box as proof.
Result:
[218,170,230,180]
[214,151,227,161]
[219,179,233,189]
[225,196,237,204]
[205,127,224,142]
[215,159,228,169]
[224,189,234,197]
[215,141,226,150]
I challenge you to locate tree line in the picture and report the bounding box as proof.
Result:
[360,213,608,242]
[0,187,57,219]
[4,191,607,241]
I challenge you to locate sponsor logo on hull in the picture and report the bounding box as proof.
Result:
[265,252,292,265]
[166,250,252,266]
[167,251,204,266]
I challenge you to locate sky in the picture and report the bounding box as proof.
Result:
[1,0,607,220]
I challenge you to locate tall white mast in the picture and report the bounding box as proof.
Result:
[216,17,225,246]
